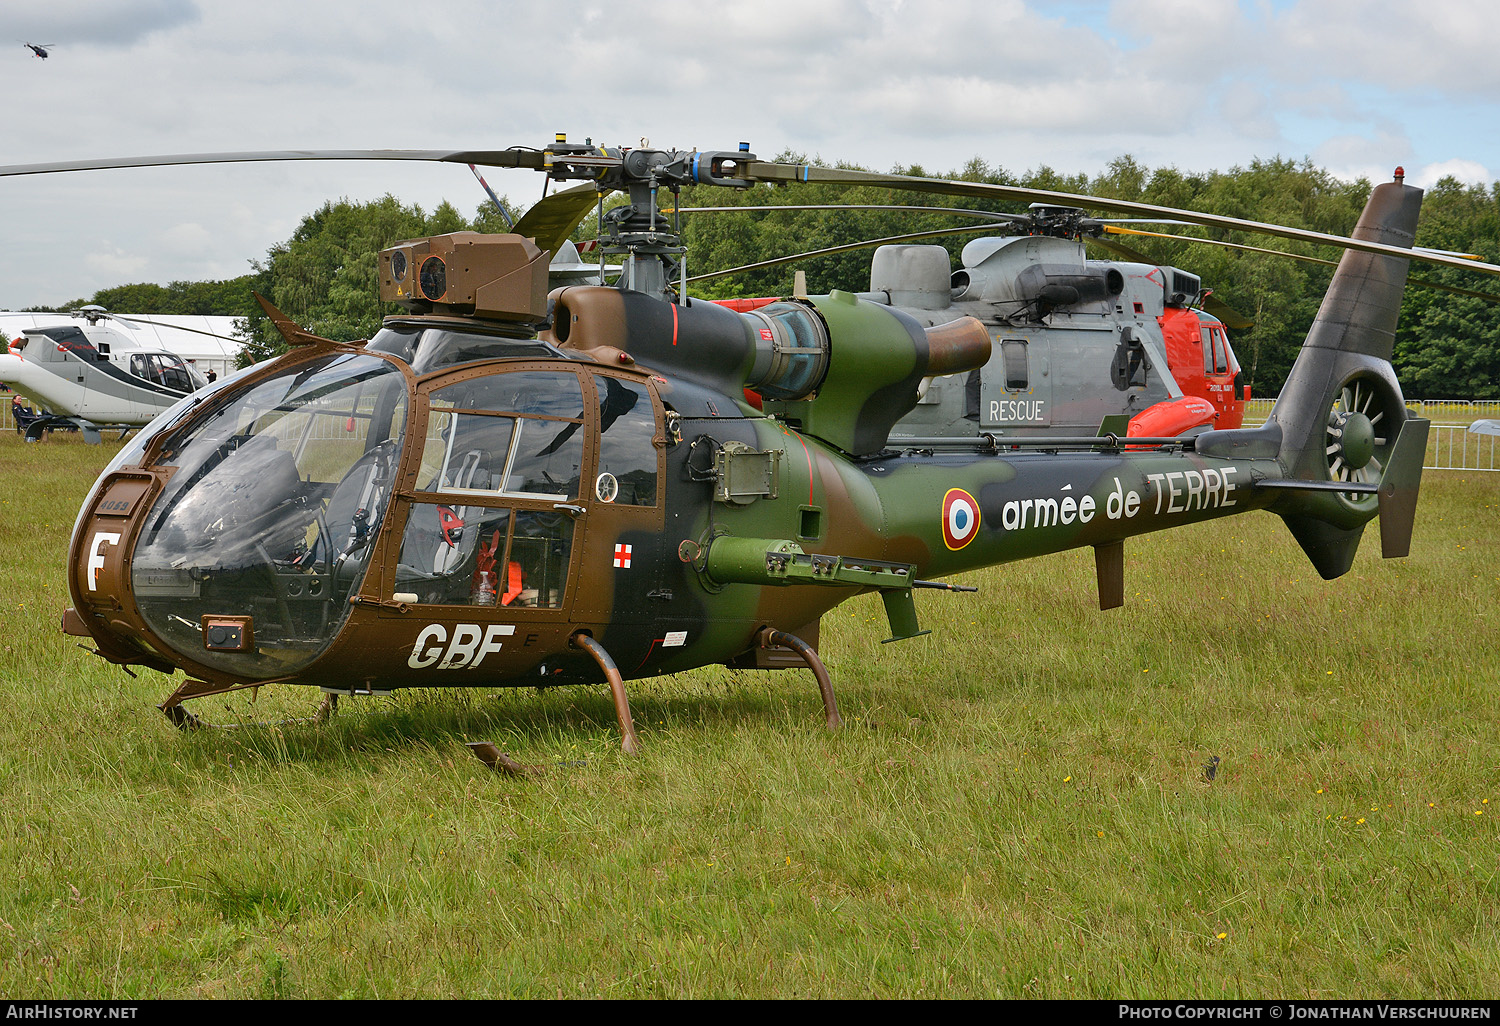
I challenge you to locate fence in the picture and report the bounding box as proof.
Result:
[1245,397,1500,426]
[1426,424,1500,472]
[1244,398,1500,472]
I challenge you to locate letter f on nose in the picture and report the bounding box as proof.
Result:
[87,532,121,591]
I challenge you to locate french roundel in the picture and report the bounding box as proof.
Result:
[942,488,980,550]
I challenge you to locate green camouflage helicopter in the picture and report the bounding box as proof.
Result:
[13,141,1500,755]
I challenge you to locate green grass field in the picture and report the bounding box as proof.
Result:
[2,430,1498,999]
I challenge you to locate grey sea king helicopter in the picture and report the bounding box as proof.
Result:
[675,182,1496,448]
[682,196,1255,441]
[8,139,1500,754]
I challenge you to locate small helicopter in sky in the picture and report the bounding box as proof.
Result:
[23,42,54,59]
[9,139,1500,756]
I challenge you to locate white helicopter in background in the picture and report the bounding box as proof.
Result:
[0,236,618,441]
[1,306,244,442]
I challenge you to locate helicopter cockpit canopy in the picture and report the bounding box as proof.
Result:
[130,351,204,392]
[94,328,668,687]
[130,352,408,677]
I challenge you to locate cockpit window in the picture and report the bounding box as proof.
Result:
[130,352,200,392]
[396,503,573,609]
[592,375,658,506]
[131,353,408,677]
[400,367,587,609]
[420,371,585,501]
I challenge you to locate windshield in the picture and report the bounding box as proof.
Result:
[367,323,564,376]
[131,353,408,678]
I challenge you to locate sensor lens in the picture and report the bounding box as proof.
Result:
[419,257,447,301]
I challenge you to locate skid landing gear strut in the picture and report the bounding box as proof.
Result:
[757,627,843,730]
[570,632,641,755]
[156,679,336,730]
[157,678,257,730]
[468,632,641,771]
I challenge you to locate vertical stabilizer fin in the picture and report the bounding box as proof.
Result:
[1228,172,1428,580]
[1279,515,1365,580]
[1377,417,1430,559]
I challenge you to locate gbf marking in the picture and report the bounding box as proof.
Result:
[942,488,981,550]
[408,623,516,670]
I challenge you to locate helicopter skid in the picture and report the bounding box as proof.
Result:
[466,742,544,778]
[156,678,333,732]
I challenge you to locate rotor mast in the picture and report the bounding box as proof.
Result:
[538,135,758,303]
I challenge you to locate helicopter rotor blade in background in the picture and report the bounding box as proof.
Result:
[1098,225,1500,306]
[743,162,1500,279]
[108,313,247,345]
[1200,295,1256,331]
[687,222,1004,284]
[671,203,1024,223]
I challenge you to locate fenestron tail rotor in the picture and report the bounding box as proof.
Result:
[1325,373,1400,503]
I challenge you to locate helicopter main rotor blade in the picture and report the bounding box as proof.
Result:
[744,162,1500,279]
[107,314,247,345]
[0,149,553,178]
[688,222,1002,283]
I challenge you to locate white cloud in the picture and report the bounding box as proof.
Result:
[1270,0,1500,94]
[1219,82,1280,141]
[13,0,200,49]
[4,0,1498,308]
[83,245,150,282]
[159,222,214,257]
[1311,129,1415,184]
[1410,158,1493,189]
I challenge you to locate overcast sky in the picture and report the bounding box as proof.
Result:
[4,0,1497,310]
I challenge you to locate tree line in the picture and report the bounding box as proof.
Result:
[31,156,1500,397]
